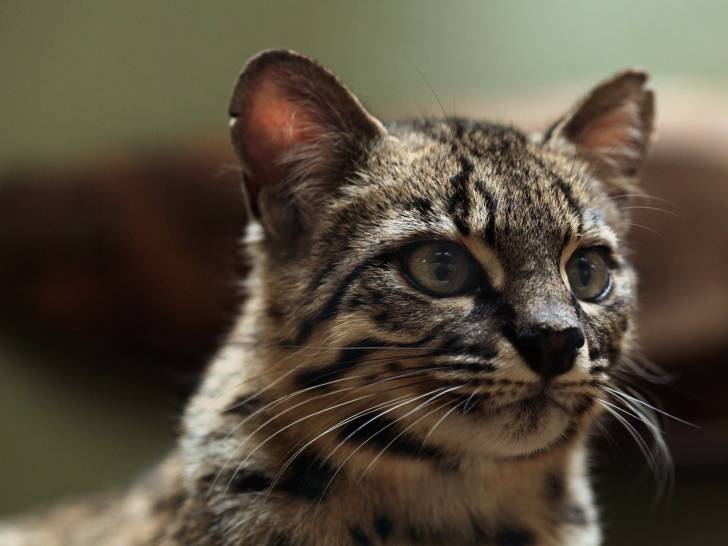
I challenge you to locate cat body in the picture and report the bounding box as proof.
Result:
[0,50,655,546]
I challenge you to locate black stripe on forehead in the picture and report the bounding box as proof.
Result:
[475,180,498,247]
[448,155,474,236]
[527,151,584,232]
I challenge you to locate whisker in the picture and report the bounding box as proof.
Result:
[359,398,455,479]
[422,398,466,445]
[598,401,659,475]
[602,385,698,428]
[314,385,462,506]
[264,390,425,498]
[599,398,662,434]
[618,205,678,216]
[212,370,438,495]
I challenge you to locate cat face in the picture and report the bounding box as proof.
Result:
[229,51,653,458]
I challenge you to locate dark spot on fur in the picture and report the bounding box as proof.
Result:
[404,196,433,217]
[373,310,390,325]
[495,525,534,546]
[276,450,337,501]
[349,526,371,546]
[228,469,272,494]
[588,346,602,361]
[374,514,394,540]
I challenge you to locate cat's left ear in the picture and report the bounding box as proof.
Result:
[543,70,655,190]
[229,50,387,243]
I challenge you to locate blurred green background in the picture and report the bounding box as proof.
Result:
[2,2,728,545]
[2,0,727,167]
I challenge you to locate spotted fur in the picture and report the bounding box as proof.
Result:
[0,50,657,545]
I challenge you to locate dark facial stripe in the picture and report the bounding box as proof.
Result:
[294,342,383,390]
[445,362,497,374]
[441,336,498,360]
[276,449,338,501]
[293,335,435,389]
[338,412,443,461]
[221,453,338,502]
[292,257,378,345]
[292,246,405,346]
[447,156,474,236]
[228,469,272,494]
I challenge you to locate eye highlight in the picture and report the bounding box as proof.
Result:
[565,247,612,301]
[400,242,480,297]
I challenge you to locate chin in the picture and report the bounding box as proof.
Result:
[449,400,586,459]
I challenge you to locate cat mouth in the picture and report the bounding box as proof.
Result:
[488,389,563,416]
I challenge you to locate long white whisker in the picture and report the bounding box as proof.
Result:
[359,398,455,479]
[602,385,698,428]
[265,390,423,497]
[314,386,462,505]
[422,398,466,445]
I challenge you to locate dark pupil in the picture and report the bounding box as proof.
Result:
[576,255,594,287]
[432,250,454,282]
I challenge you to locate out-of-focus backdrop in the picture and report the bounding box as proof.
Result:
[1,2,727,545]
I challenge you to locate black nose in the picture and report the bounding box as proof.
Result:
[512,326,585,379]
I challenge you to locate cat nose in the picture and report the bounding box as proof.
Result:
[512,326,585,379]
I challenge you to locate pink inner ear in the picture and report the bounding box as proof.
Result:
[578,103,641,155]
[244,78,320,173]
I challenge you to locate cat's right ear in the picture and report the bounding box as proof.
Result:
[229,50,386,243]
[543,70,655,194]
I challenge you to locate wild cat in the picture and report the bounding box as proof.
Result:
[1,50,659,546]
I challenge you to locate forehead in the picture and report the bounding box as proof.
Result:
[355,119,603,261]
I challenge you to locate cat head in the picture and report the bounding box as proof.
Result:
[228,50,654,458]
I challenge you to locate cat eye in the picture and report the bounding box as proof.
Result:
[401,242,480,297]
[565,247,612,301]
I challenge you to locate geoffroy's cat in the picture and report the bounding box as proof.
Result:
[1,50,658,546]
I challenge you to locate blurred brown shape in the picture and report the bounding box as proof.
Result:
[0,147,247,382]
